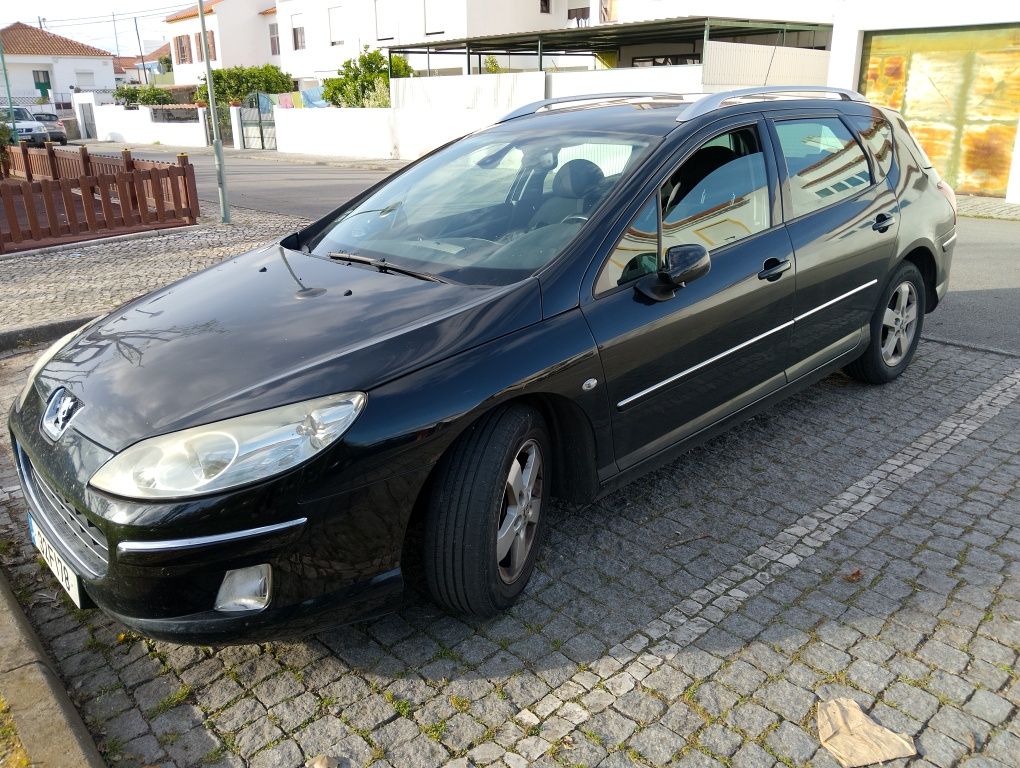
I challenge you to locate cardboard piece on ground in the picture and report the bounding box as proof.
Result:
[817,698,916,768]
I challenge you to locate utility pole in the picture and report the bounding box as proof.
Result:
[134,17,149,84]
[112,13,121,56]
[37,16,43,29]
[197,0,230,223]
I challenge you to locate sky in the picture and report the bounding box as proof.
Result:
[1,0,194,57]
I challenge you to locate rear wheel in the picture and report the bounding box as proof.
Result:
[846,261,925,384]
[423,405,550,616]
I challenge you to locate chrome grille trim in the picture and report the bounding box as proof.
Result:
[15,444,108,577]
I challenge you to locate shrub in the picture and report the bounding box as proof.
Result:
[323,47,412,108]
[193,65,294,106]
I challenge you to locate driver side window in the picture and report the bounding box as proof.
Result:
[595,125,770,295]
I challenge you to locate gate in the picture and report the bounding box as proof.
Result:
[79,103,96,140]
[240,93,277,150]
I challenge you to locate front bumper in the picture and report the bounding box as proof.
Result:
[18,133,48,147]
[9,426,428,643]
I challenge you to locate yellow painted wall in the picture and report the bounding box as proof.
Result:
[860,25,1020,196]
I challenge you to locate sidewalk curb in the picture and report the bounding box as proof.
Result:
[0,572,105,768]
[0,223,206,262]
[0,315,98,355]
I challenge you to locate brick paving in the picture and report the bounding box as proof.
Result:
[1,337,1018,768]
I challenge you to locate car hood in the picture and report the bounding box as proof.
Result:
[35,245,542,452]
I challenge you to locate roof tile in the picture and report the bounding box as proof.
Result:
[0,21,111,57]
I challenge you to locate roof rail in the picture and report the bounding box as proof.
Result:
[497,92,701,123]
[676,86,868,123]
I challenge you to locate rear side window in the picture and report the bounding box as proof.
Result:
[850,115,894,180]
[891,114,933,169]
[774,117,871,218]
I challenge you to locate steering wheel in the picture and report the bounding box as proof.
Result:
[561,214,589,225]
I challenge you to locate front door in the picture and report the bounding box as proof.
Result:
[582,118,796,471]
[766,112,900,377]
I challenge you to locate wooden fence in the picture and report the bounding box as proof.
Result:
[1,142,200,254]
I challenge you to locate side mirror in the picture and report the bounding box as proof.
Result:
[635,244,710,302]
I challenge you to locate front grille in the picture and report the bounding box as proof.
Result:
[17,446,109,577]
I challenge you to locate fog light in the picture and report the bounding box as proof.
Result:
[215,564,272,612]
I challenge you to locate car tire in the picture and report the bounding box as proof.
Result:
[846,261,925,385]
[59,138,67,145]
[423,404,550,616]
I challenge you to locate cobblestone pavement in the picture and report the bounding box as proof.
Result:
[1,339,1018,768]
[0,207,309,339]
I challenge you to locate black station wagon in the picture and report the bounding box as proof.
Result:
[9,86,957,642]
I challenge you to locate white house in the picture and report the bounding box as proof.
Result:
[0,22,115,110]
[113,43,172,85]
[165,0,283,85]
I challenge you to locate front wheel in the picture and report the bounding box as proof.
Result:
[846,261,925,384]
[423,404,550,616]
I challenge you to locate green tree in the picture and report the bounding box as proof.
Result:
[113,84,140,103]
[483,55,503,74]
[193,64,294,105]
[158,54,173,73]
[136,85,175,105]
[322,47,413,108]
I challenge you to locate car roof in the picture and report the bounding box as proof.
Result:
[496,87,872,138]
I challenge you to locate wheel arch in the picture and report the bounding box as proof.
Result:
[898,242,939,312]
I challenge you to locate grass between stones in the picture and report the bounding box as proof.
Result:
[0,696,29,768]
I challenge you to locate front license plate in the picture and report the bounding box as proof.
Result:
[28,516,83,608]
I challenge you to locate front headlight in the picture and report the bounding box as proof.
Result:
[90,392,366,500]
[15,324,90,410]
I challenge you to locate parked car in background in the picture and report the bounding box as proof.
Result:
[5,107,49,147]
[8,86,957,643]
[31,111,68,145]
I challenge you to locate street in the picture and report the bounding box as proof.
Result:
[127,146,397,218]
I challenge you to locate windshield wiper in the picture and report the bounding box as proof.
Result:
[328,252,447,283]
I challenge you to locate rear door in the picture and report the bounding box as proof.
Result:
[766,111,899,378]
[581,115,796,470]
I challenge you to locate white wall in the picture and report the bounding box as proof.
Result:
[74,92,209,146]
[545,65,705,97]
[391,71,545,109]
[703,41,829,89]
[274,105,500,158]
[4,54,116,98]
[167,14,223,86]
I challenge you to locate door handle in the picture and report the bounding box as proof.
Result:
[758,258,792,282]
[872,213,896,232]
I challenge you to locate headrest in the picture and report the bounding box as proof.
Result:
[551,158,605,198]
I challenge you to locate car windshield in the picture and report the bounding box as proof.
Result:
[307,126,655,286]
[12,108,33,121]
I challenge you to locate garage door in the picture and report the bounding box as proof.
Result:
[859,24,1020,197]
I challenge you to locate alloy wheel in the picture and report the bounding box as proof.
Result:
[880,281,918,367]
[496,439,543,583]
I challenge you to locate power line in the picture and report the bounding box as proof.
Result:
[16,3,192,25]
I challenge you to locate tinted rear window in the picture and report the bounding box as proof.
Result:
[890,113,933,169]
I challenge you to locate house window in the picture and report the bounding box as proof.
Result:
[424,0,445,34]
[567,6,589,25]
[174,34,193,64]
[292,14,306,49]
[193,32,215,61]
[269,22,280,55]
[374,0,394,40]
[540,0,550,12]
[32,70,51,88]
[75,71,96,87]
[328,6,344,46]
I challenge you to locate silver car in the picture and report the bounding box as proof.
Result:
[32,111,68,145]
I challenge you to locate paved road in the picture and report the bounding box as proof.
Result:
[128,148,394,218]
[925,219,1020,355]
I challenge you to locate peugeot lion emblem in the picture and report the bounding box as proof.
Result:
[41,388,84,440]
